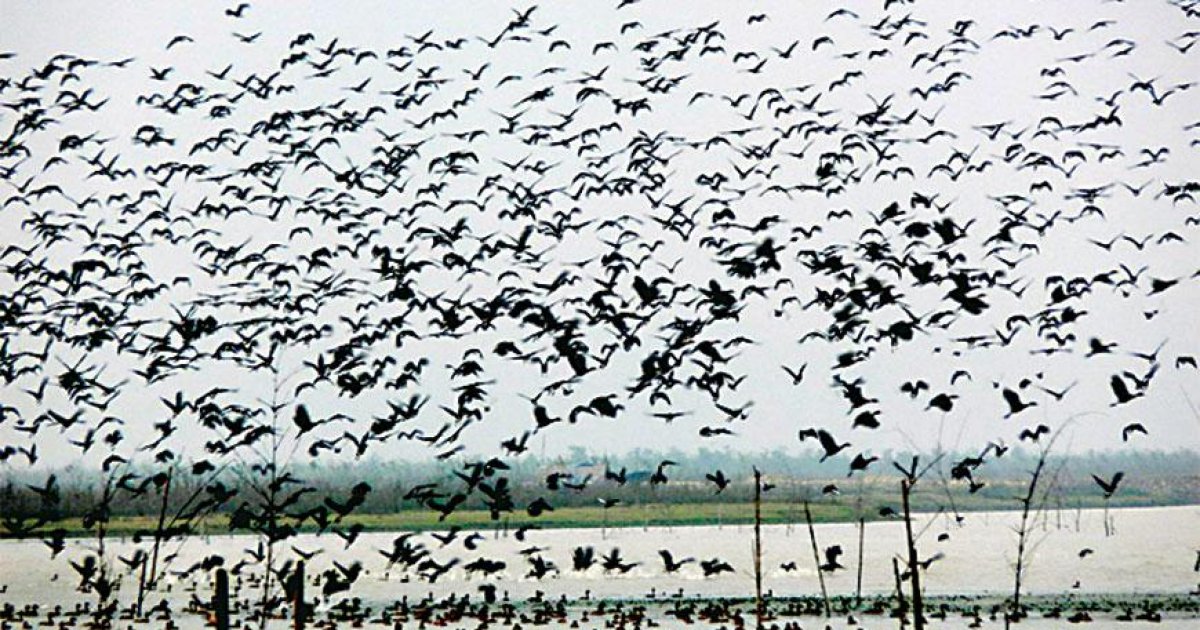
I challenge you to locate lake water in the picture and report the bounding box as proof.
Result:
[1,505,1197,629]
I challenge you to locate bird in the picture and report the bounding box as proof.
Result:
[927,393,958,412]
[781,362,807,384]
[571,546,596,572]
[1109,375,1143,406]
[601,547,638,573]
[705,469,731,494]
[1019,424,1051,442]
[901,380,930,398]
[848,453,879,476]
[526,497,555,517]
[1092,471,1124,498]
[803,429,851,462]
[650,460,676,485]
[659,549,695,573]
[0,1,1193,603]
[1001,388,1038,417]
[699,558,734,576]
[1121,422,1148,442]
[852,410,882,429]
[166,34,194,48]
[819,545,845,572]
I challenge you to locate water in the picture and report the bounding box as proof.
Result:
[1,505,1197,628]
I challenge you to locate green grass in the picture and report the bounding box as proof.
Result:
[15,472,1196,540]
[39,501,859,538]
[32,491,1188,539]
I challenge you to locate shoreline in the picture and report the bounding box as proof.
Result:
[6,501,1197,540]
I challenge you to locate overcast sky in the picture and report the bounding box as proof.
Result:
[1,0,1199,474]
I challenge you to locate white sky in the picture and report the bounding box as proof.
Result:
[1,0,1199,474]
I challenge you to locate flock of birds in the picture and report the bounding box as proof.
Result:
[6,575,1197,630]
[1,0,1199,623]
[4,587,1189,630]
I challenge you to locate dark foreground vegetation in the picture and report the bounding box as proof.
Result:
[4,590,1198,630]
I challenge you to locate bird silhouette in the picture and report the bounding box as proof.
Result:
[0,0,1193,608]
[819,545,845,572]
[659,549,695,573]
[1092,471,1125,498]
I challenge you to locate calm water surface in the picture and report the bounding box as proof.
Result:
[1,505,1197,629]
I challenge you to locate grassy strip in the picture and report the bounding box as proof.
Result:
[24,496,1190,539]
[35,501,850,538]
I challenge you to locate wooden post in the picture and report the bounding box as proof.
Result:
[855,517,866,607]
[293,560,305,630]
[214,569,230,630]
[644,488,651,531]
[135,557,148,617]
[148,469,173,589]
[1012,454,1047,617]
[901,480,925,630]
[892,557,907,620]
[803,500,831,617]
[752,467,764,630]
